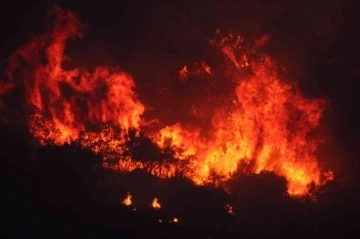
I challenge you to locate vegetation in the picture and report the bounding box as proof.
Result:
[0,120,359,238]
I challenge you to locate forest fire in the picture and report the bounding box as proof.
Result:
[4,5,144,146]
[0,4,335,198]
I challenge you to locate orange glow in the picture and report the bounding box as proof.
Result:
[178,61,213,83]
[122,193,132,206]
[153,32,334,195]
[178,65,189,83]
[4,5,144,146]
[172,217,179,223]
[151,197,161,210]
[0,6,335,198]
[225,204,234,215]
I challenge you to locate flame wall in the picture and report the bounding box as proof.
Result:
[0,5,334,196]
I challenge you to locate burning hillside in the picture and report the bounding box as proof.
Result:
[0,4,334,197]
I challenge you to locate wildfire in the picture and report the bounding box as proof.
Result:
[0,5,335,197]
[122,193,132,206]
[154,33,334,195]
[151,197,161,210]
[4,5,144,146]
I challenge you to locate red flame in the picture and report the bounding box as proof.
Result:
[5,5,144,145]
[0,5,334,196]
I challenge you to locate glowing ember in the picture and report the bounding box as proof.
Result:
[178,61,213,83]
[0,5,334,197]
[151,197,161,210]
[225,204,234,215]
[172,217,179,223]
[122,193,132,206]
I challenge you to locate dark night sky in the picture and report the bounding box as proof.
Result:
[1,0,359,183]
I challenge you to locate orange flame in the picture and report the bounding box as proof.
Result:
[122,193,132,206]
[151,197,161,210]
[0,6,334,197]
[153,32,334,195]
[5,5,144,146]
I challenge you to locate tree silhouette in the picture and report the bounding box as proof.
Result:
[122,129,165,173]
[159,137,193,177]
[228,171,288,204]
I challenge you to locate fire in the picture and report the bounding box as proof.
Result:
[151,197,161,210]
[155,123,199,159]
[4,5,144,146]
[0,5,334,197]
[154,32,334,195]
[178,65,188,83]
[178,61,213,83]
[122,193,132,206]
[172,217,179,223]
[225,204,234,215]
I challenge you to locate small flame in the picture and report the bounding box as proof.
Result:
[225,204,234,215]
[178,61,212,83]
[179,65,188,82]
[151,197,161,210]
[201,61,213,75]
[172,217,179,223]
[122,193,132,206]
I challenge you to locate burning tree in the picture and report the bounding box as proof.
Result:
[0,4,335,198]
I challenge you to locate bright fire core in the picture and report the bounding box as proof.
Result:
[0,5,334,196]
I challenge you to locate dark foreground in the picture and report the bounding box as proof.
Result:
[1,123,359,239]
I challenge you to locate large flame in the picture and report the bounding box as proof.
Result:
[5,5,144,145]
[154,32,334,195]
[0,5,334,196]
